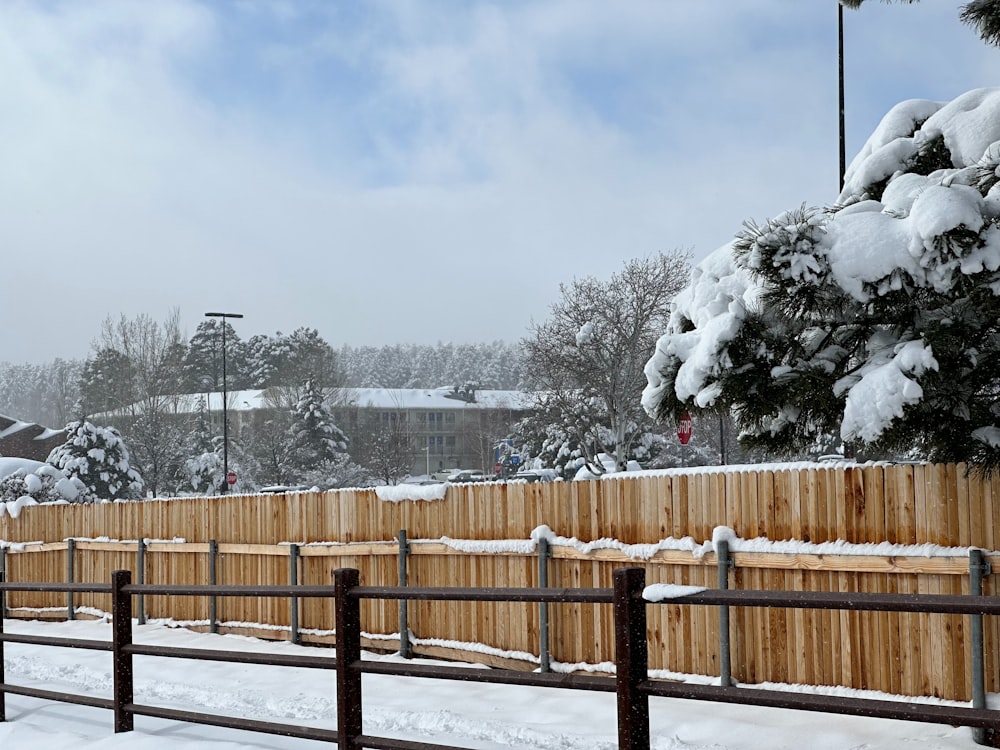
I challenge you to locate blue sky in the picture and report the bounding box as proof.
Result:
[1,0,996,363]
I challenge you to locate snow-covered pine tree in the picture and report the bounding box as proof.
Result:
[181,396,224,494]
[47,420,145,500]
[643,88,1000,472]
[288,378,349,473]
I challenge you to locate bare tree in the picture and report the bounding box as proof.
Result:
[523,251,690,474]
[354,416,417,484]
[82,310,187,496]
[461,396,520,476]
[343,391,418,484]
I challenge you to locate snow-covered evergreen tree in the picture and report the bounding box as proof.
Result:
[0,359,82,428]
[180,397,224,494]
[47,420,144,500]
[298,453,373,490]
[643,88,1000,471]
[337,341,528,390]
[288,379,349,473]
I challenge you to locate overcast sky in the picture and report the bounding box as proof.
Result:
[2,0,996,364]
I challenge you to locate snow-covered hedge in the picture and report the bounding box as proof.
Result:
[0,459,92,517]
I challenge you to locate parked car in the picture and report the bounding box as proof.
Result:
[399,477,445,486]
[509,469,558,483]
[446,470,486,483]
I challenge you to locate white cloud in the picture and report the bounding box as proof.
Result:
[0,0,991,362]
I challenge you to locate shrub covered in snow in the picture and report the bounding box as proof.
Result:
[643,88,1000,471]
[0,463,92,513]
[47,420,145,500]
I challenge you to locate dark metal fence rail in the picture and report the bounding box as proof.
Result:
[6,531,996,702]
[1,570,1000,749]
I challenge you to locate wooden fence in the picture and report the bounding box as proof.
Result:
[1,462,998,701]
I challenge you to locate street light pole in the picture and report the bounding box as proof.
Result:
[205,311,243,494]
[838,2,846,191]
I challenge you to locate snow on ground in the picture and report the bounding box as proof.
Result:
[0,617,988,749]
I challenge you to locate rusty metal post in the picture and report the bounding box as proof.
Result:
[614,567,650,750]
[289,543,301,645]
[397,530,411,659]
[66,538,76,621]
[335,568,362,749]
[111,570,134,733]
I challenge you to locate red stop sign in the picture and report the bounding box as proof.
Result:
[226,470,237,486]
[677,413,693,445]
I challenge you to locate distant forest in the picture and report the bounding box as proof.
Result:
[0,340,529,429]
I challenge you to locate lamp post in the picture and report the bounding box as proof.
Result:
[205,311,243,494]
[838,2,846,191]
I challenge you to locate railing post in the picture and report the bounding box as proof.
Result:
[717,539,732,687]
[289,543,301,645]
[136,538,146,626]
[970,549,991,746]
[538,536,551,673]
[614,567,650,750]
[0,546,6,621]
[335,568,362,749]
[66,538,76,621]
[398,530,411,659]
[111,569,134,733]
[208,539,218,634]
[0,557,5,723]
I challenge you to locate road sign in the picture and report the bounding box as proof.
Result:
[226,470,237,486]
[677,413,693,445]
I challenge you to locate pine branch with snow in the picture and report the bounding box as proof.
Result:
[643,88,1000,471]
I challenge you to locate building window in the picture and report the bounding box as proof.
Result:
[427,435,444,454]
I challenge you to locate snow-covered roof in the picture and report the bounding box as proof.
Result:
[115,387,534,416]
[0,456,46,479]
[0,417,34,439]
[344,387,533,411]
